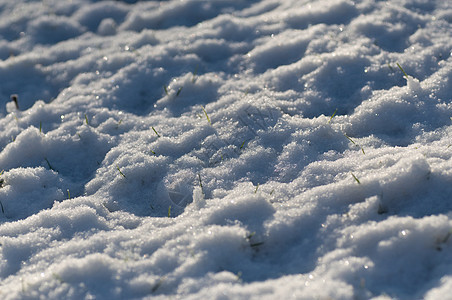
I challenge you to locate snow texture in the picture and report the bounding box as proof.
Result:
[0,0,452,299]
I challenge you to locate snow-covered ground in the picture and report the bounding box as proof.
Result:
[0,0,452,298]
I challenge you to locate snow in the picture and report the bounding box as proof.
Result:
[0,0,452,299]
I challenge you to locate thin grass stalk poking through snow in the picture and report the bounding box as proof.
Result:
[344,133,365,154]
[85,114,89,126]
[152,126,160,137]
[396,63,408,79]
[168,205,171,218]
[351,173,361,184]
[254,183,259,193]
[116,165,126,178]
[198,173,204,195]
[344,133,356,145]
[201,106,211,125]
[45,158,55,171]
[328,108,337,124]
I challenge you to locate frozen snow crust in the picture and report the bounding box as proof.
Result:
[1,0,452,299]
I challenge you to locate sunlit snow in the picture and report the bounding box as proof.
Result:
[1,0,452,299]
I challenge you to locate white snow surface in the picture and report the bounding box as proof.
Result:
[0,0,452,299]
